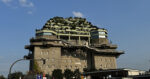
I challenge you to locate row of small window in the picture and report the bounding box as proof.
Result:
[40,51,55,55]
[97,64,115,68]
[59,59,86,63]
[96,58,114,62]
[42,65,87,69]
[63,54,86,58]
[42,59,86,63]
[62,65,87,69]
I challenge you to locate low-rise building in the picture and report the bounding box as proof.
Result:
[83,68,146,79]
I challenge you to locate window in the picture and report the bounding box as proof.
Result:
[40,52,43,55]
[52,65,55,68]
[106,64,109,68]
[112,64,114,67]
[48,65,51,68]
[69,66,72,69]
[52,59,54,62]
[105,58,107,62]
[104,64,106,68]
[75,66,78,69]
[100,58,102,61]
[99,32,105,34]
[74,54,77,56]
[100,64,102,68]
[65,66,67,68]
[68,60,72,63]
[64,60,67,63]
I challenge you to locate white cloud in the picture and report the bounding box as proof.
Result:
[27,11,33,14]
[19,0,34,7]
[1,0,34,8]
[1,0,12,5]
[1,0,35,14]
[72,11,83,17]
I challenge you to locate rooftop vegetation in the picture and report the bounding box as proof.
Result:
[43,17,98,30]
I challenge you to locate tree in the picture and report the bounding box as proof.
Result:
[9,71,24,79]
[73,69,81,79]
[64,69,74,79]
[0,75,6,79]
[52,69,63,79]
[33,61,43,74]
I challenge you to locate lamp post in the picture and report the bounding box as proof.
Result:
[8,56,46,79]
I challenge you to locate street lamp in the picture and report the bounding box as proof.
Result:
[8,55,46,79]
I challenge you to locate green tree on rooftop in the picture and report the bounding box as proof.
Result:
[43,17,96,30]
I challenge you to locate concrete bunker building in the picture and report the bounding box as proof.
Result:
[25,17,124,74]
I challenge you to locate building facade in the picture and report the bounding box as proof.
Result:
[25,17,124,74]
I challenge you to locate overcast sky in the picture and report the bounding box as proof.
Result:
[0,0,150,77]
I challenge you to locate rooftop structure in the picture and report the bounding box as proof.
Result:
[36,17,108,45]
